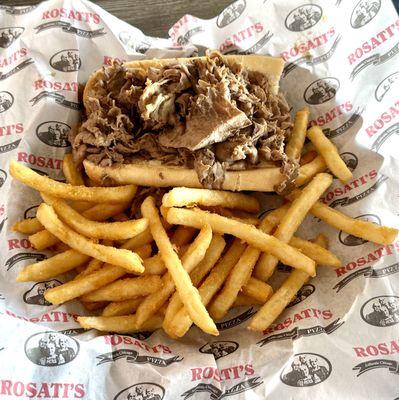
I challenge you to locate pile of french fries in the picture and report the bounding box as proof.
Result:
[10,109,398,338]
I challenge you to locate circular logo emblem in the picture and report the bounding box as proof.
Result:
[0,169,7,188]
[216,0,246,28]
[0,27,24,48]
[199,341,239,360]
[23,280,61,306]
[285,4,322,32]
[119,32,151,54]
[375,71,399,102]
[25,331,79,366]
[287,284,315,308]
[339,152,358,172]
[280,353,332,387]
[339,214,381,246]
[0,91,14,113]
[361,295,399,327]
[113,383,165,400]
[36,121,71,147]
[50,49,81,72]
[304,78,339,105]
[351,0,381,29]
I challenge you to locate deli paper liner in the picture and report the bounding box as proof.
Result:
[1,0,399,398]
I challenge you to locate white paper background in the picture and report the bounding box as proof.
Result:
[1,0,399,398]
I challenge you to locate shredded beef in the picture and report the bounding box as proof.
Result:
[71,50,297,192]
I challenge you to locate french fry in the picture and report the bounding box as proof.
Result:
[112,213,130,222]
[102,298,143,317]
[81,276,162,302]
[203,207,259,226]
[82,301,108,311]
[300,150,318,166]
[74,258,103,280]
[296,155,327,187]
[10,160,137,203]
[12,218,44,235]
[62,154,85,186]
[313,233,329,248]
[135,203,215,334]
[254,173,332,281]
[143,255,167,276]
[233,293,263,307]
[286,189,398,245]
[241,277,273,303]
[16,250,90,282]
[78,314,163,333]
[162,187,260,213]
[52,242,70,253]
[36,203,144,273]
[285,107,310,161]
[168,239,246,338]
[29,229,59,250]
[307,126,353,183]
[165,207,316,276]
[171,225,197,246]
[81,202,129,221]
[42,193,149,240]
[122,228,153,250]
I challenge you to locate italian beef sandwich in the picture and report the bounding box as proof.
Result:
[71,51,298,193]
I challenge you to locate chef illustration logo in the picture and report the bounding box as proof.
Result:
[0,168,7,188]
[36,121,71,148]
[50,49,81,72]
[350,0,381,29]
[199,341,239,360]
[0,91,14,113]
[340,152,358,172]
[0,27,24,48]
[285,4,322,32]
[25,331,79,367]
[280,353,332,387]
[375,71,399,102]
[113,383,165,400]
[286,284,315,308]
[119,31,151,54]
[23,280,61,306]
[339,214,381,246]
[361,295,399,327]
[216,0,246,28]
[304,78,339,105]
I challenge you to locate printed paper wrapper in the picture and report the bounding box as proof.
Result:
[1,0,399,398]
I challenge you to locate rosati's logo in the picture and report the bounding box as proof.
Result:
[375,71,399,102]
[36,121,71,148]
[5,252,46,271]
[340,152,358,172]
[280,353,332,387]
[360,295,399,327]
[304,78,339,105]
[0,27,24,48]
[0,91,14,113]
[24,205,39,219]
[118,32,151,54]
[176,27,204,46]
[258,319,343,347]
[96,349,183,367]
[333,261,399,292]
[30,91,81,111]
[286,284,315,308]
[25,331,79,367]
[372,123,399,152]
[0,5,38,14]
[216,307,256,331]
[339,214,381,246]
[35,21,106,39]
[0,168,7,188]
[50,49,81,72]
[353,359,399,377]
[216,0,246,28]
[285,4,322,32]
[350,0,381,29]
[199,341,239,360]
[23,280,61,306]
[323,106,364,139]
[113,383,165,400]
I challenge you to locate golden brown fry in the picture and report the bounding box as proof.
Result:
[296,156,327,187]
[233,293,263,307]
[242,277,273,303]
[81,276,162,302]
[285,107,310,161]
[16,250,90,282]
[122,228,153,250]
[166,207,316,276]
[12,218,44,235]
[29,229,59,250]
[143,254,167,276]
[81,202,129,221]
[78,314,163,333]
[313,233,329,248]
[307,126,353,183]
[171,225,197,246]
[74,258,104,280]
[81,301,108,311]
[254,173,332,281]
[102,298,143,317]
[300,150,318,166]
[37,203,144,273]
[204,207,259,226]
[10,160,137,203]
[162,187,260,213]
[286,189,398,245]
[62,154,85,186]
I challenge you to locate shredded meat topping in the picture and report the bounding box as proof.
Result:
[71,50,297,192]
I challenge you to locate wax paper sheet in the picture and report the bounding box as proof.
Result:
[1,0,399,398]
